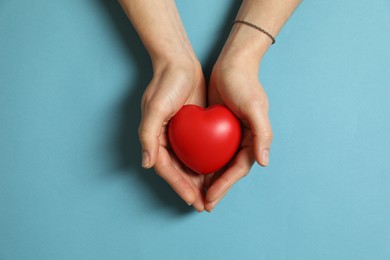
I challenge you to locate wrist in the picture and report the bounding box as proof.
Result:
[149,40,199,72]
[148,37,194,61]
[217,22,271,70]
[152,50,201,77]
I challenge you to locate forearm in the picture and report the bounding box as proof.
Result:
[119,0,196,66]
[219,0,301,68]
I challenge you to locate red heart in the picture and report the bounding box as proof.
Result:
[168,105,242,175]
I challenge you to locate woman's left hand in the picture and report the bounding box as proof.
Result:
[204,57,273,212]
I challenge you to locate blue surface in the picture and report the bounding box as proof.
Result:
[1,1,390,259]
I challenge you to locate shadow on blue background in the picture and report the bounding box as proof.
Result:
[2,0,390,259]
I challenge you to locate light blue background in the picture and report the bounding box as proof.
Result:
[1,1,390,259]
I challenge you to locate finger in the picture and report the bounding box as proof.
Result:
[205,146,254,203]
[203,173,220,193]
[170,152,205,212]
[244,102,273,167]
[154,147,196,206]
[181,173,204,212]
[188,182,204,212]
[138,101,168,168]
[205,190,227,212]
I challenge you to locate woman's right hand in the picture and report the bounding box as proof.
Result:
[139,56,206,212]
[119,0,208,211]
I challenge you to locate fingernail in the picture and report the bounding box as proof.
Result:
[207,200,218,213]
[207,204,215,213]
[262,149,269,166]
[142,151,150,168]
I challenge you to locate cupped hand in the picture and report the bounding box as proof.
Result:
[204,60,273,212]
[139,58,206,211]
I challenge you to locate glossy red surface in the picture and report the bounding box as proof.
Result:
[168,105,242,175]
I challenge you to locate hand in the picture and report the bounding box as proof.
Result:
[119,0,208,211]
[120,0,299,212]
[204,58,273,212]
[139,57,207,212]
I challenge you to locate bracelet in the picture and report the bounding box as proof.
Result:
[232,20,276,45]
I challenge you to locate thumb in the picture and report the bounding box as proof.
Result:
[138,104,167,169]
[244,103,273,167]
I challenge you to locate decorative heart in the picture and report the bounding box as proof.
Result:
[168,105,242,175]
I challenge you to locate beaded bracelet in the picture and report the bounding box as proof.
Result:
[232,20,276,45]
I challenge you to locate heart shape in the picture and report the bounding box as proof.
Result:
[168,105,242,175]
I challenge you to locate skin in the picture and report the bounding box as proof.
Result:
[119,0,301,212]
